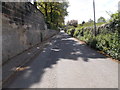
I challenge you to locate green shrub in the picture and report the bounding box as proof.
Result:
[77,29,120,60]
[107,32,120,59]
[87,36,97,48]
[66,24,120,60]
[96,32,120,60]
[80,30,93,42]
[73,28,81,37]
[66,28,72,35]
[96,33,110,51]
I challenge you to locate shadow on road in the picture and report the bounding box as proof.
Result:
[4,31,107,88]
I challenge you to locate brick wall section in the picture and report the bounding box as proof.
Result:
[2,2,58,64]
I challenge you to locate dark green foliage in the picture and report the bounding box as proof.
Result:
[67,28,75,37]
[109,12,120,32]
[67,20,78,27]
[37,2,69,30]
[87,37,97,49]
[66,12,120,60]
[96,32,120,59]
[97,16,106,23]
[66,25,120,60]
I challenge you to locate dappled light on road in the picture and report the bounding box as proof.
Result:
[5,31,118,88]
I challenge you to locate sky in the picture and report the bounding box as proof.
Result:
[65,0,119,24]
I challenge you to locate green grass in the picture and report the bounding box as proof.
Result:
[78,22,107,28]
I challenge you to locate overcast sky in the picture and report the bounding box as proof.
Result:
[65,0,119,24]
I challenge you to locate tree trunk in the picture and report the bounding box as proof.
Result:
[50,3,53,22]
[45,3,48,17]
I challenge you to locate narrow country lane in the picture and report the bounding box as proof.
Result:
[5,31,118,88]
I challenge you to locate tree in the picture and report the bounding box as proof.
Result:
[97,16,106,23]
[37,1,69,30]
[82,21,85,25]
[67,20,78,27]
[88,19,94,23]
[109,12,120,33]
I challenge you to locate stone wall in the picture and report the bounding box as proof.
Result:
[2,2,58,64]
[77,23,115,36]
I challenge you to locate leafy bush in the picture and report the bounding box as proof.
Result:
[87,36,97,48]
[73,28,81,37]
[66,12,120,60]
[96,33,111,51]
[66,28,72,35]
[109,12,120,32]
[107,32,120,59]
[66,27,120,60]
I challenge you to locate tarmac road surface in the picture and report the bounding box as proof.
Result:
[5,31,118,88]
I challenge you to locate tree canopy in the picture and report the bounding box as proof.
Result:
[36,1,69,30]
[97,16,106,23]
[67,20,78,27]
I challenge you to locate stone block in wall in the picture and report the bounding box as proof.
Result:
[2,2,49,64]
